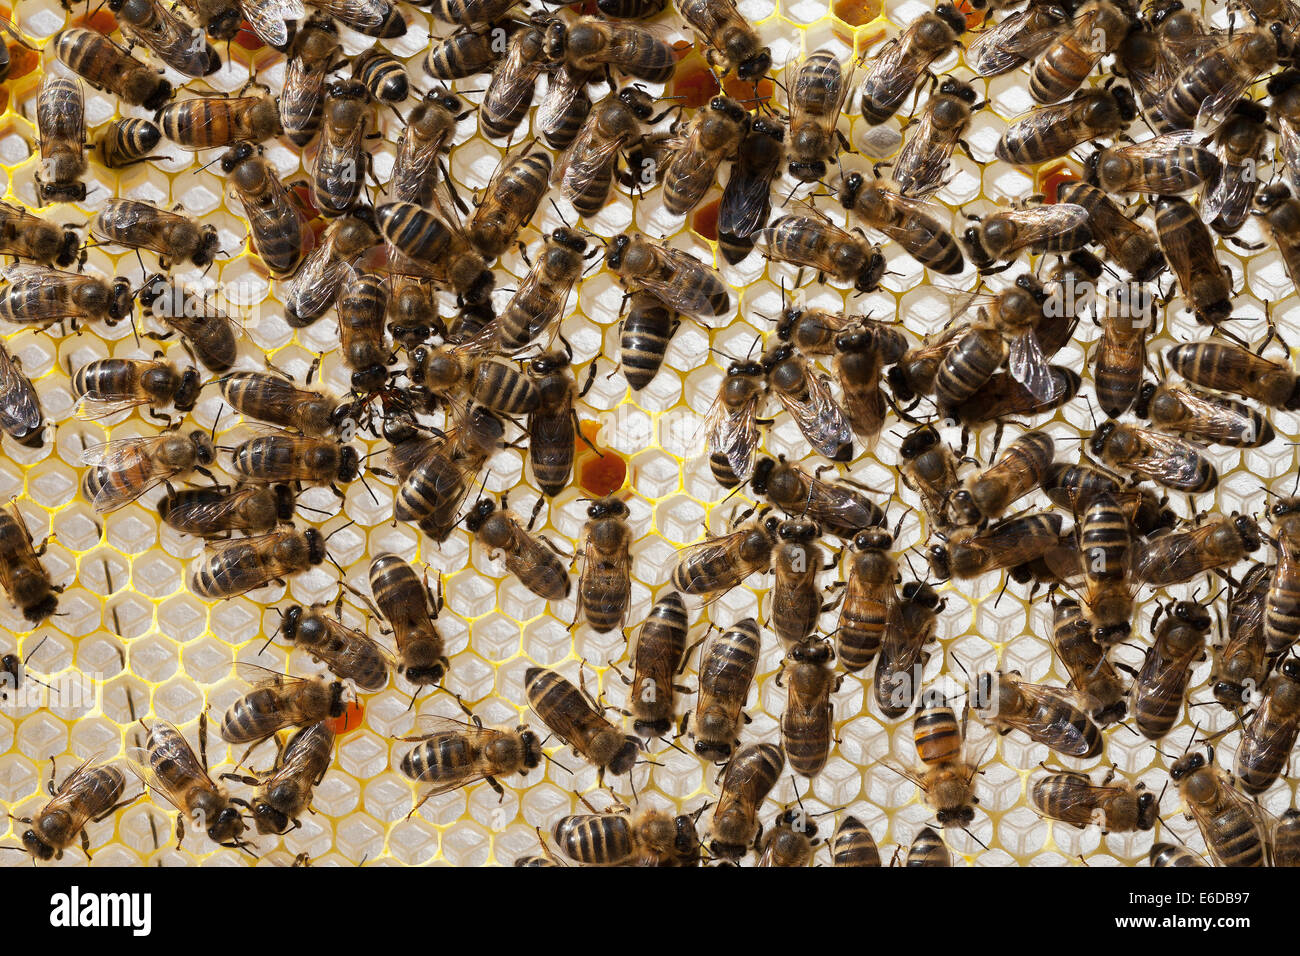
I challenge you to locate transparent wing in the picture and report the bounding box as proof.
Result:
[556,126,626,206]
[893,107,962,197]
[719,149,775,237]
[391,126,442,203]
[285,238,353,321]
[536,65,588,137]
[858,36,916,116]
[0,342,41,437]
[789,52,849,130]
[1201,162,1255,226]
[1194,43,1270,134]
[967,6,1067,76]
[774,367,854,460]
[482,43,542,130]
[230,175,306,254]
[281,55,327,135]
[701,390,761,481]
[629,245,729,318]
[1011,681,1096,755]
[1008,330,1061,402]
[126,721,216,812]
[241,0,304,48]
[75,396,150,420]
[1125,429,1210,488]
[40,755,112,834]
[1278,118,1300,196]
[308,0,385,28]
[119,5,212,76]
[997,203,1090,248]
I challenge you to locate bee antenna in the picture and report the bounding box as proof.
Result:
[547,198,574,230]
[962,826,989,851]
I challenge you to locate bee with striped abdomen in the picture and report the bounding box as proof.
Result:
[279,603,390,692]
[223,722,335,836]
[677,0,769,80]
[35,75,86,204]
[399,714,540,808]
[947,430,1054,526]
[670,509,778,604]
[555,805,699,866]
[55,27,171,111]
[831,815,882,866]
[1132,512,1262,587]
[15,758,128,861]
[91,199,219,269]
[838,172,965,275]
[661,96,748,217]
[525,666,640,778]
[81,430,215,515]
[1031,769,1157,833]
[974,670,1103,758]
[576,496,633,634]
[1051,597,1128,724]
[465,497,570,603]
[157,94,280,151]
[686,618,759,761]
[370,553,448,686]
[1027,0,1130,103]
[281,14,342,148]
[928,512,1064,581]
[607,233,732,319]
[858,4,967,124]
[708,742,784,858]
[1132,599,1211,739]
[874,581,943,719]
[1234,660,1300,794]
[108,0,220,77]
[313,81,372,216]
[1090,420,1218,493]
[190,527,325,599]
[1211,562,1272,709]
[1170,748,1271,867]
[74,357,200,421]
[96,118,165,169]
[220,142,310,279]
[466,144,551,260]
[702,356,766,488]
[757,213,886,294]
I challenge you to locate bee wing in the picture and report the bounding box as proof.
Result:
[285,238,353,320]
[1184,772,1277,867]
[1,266,99,323]
[672,529,754,603]
[0,199,38,224]
[230,174,307,254]
[556,125,626,207]
[857,36,913,115]
[1278,118,1300,196]
[117,10,210,76]
[774,366,854,460]
[126,722,217,812]
[1200,161,1254,225]
[41,755,114,831]
[281,55,327,131]
[392,126,442,202]
[701,390,761,482]
[75,396,151,420]
[0,341,41,437]
[1126,429,1210,488]
[483,42,542,128]
[1168,385,1259,438]
[626,245,728,318]
[536,66,588,137]
[308,0,385,28]
[967,7,1065,76]
[1006,681,1097,755]
[1194,56,1268,135]
[240,0,304,48]
[718,149,775,238]
[1008,330,1061,402]
[1000,203,1090,248]
[1040,537,1085,586]
[789,53,849,130]
[1040,775,1131,827]
[893,109,960,198]
[235,660,307,689]
[1115,131,1212,192]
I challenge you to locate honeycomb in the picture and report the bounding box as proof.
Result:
[0,0,1294,867]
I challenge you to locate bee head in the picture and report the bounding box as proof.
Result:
[1257,182,1293,211]
[23,593,58,624]
[587,496,628,520]
[941,77,977,103]
[520,730,543,771]
[606,232,632,270]
[926,544,951,581]
[960,223,993,268]
[1133,791,1157,830]
[752,117,784,141]
[1284,659,1300,682]
[462,269,495,307]
[900,424,939,460]
[542,19,567,61]
[1171,599,1210,630]
[251,800,290,836]
[464,498,496,532]
[790,640,832,666]
[761,343,794,373]
[55,227,81,268]
[618,87,655,121]
[936,806,974,827]
[607,736,640,775]
[327,680,346,718]
[220,141,256,174]
[109,278,134,323]
[281,604,303,641]
[552,227,587,254]
[173,368,202,413]
[189,431,216,466]
[304,528,326,566]
[856,248,887,293]
[1089,420,1117,456]
[1133,382,1156,419]
[935,2,969,37]
[1111,84,1138,122]
[750,456,775,494]
[634,717,671,737]
[778,517,819,542]
[337,445,360,482]
[737,47,771,81]
[855,528,892,552]
[1169,751,1205,781]
[21,830,54,861]
[902,580,940,608]
[209,807,246,844]
[839,171,865,210]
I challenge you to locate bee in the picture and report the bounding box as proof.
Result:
[967,2,1072,78]
[80,430,215,515]
[159,483,293,539]
[501,230,588,351]
[35,75,86,205]
[555,805,699,867]
[543,16,676,83]
[14,758,127,861]
[128,718,248,850]
[387,274,441,346]
[54,27,172,111]
[832,322,909,445]
[1205,100,1269,235]
[750,455,883,539]
[0,503,58,623]
[465,497,570,602]
[762,343,854,462]
[1031,770,1157,833]
[947,430,1054,526]
[0,265,132,329]
[480,26,546,140]
[874,581,943,719]
[1165,340,1300,410]
[1052,597,1128,724]
[306,0,406,37]
[837,173,965,275]
[607,233,731,318]
[719,117,784,264]
[1044,460,1176,534]
[757,213,886,294]
[1211,562,1272,709]
[410,340,538,415]
[757,808,820,867]
[528,349,582,496]
[686,618,759,761]
[284,211,379,328]
[974,670,1103,758]
[708,742,784,858]
[702,356,765,488]
[229,433,358,488]
[623,591,691,738]
[390,407,504,541]
[769,518,827,649]
[313,81,372,217]
[1090,131,1220,195]
[0,341,41,449]
[787,51,849,183]
[858,3,967,124]
[1133,513,1262,587]
[1150,842,1207,866]
[905,826,952,866]
[1233,660,1300,794]
[279,603,390,692]
[1028,0,1131,104]
[424,23,508,79]
[1133,599,1211,739]
[1161,28,1279,132]
[996,87,1137,167]
[1255,183,1300,295]
[190,527,326,599]
[1266,496,1300,656]
[836,529,897,673]
[963,202,1091,272]
[220,667,345,748]
[831,815,882,866]
[108,0,220,78]
[91,199,219,270]
[1077,492,1136,646]
[175,0,239,42]
[1135,381,1274,448]
[426,0,518,25]
[466,144,550,260]
[391,88,463,208]
[676,0,769,80]
[780,640,839,778]
[1090,420,1218,493]
[352,48,408,104]
[1270,69,1300,191]
[554,87,654,218]
[220,142,310,280]
[281,14,342,148]
[337,272,390,393]
[399,714,540,806]
[379,200,495,306]
[525,666,640,776]
[946,366,1081,427]
[662,96,748,217]
[892,76,978,198]
[157,94,280,151]
[929,512,1065,581]
[220,372,339,437]
[96,118,165,169]
[904,705,981,827]
[1114,0,1213,124]
[1170,749,1271,867]
[1090,287,1151,418]
[227,722,334,836]
[599,0,666,16]
[1154,195,1233,326]
[671,510,778,604]
[138,274,238,373]
[370,553,448,685]
[899,424,961,531]
[1056,181,1164,282]
[73,357,200,421]
[619,292,679,390]
[576,496,633,634]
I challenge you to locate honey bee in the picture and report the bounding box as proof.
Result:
[1090,291,1151,418]
[306,0,406,37]
[15,758,127,861]
[370,553,448,685]
[73,357,200,421]
[928,512,1065,581]
[54,27,172,112]
[830,815,882,866]
[138,274,239,373]
[220,142,311,280]
[1132,512,1262,587]
[337,272,389,392]
[1278,810,1300,867]
[1090,419,1218,493]
[1270,70,1300,191]
[1210,562,1272,709]
[0,503,58,623]
[1234,660,1300,794]
[686,618,759,761]
[757,808,819,867]
[220,373,339,437]
[225,722,334,836]
[284,211,379,328]
[1028,0,1131,104]
[1056,181,1164,282]
[619,291,679,390]
[892,76,979,198]
[1266,495,1300,656]
[0,265,132,329]
[1149,842,1207,866]
[899,424,961,530]
[387,274,441,346]
[623,591,691,738]
[576,496,633,634]
[352,48,408,104]
[466,144,551,260]
[91,199,219,270]
[1254,184,1300,294]
[1153,195,1233,326]
[858,3,967,124]
[391,88,463,208]
[426,0,518,25]
[751,455,883,539]
[963,202,1091,272]
[423,23,507,79]
[108,0,220,78]
[527,349,581,497]
[1031,770,1157,833]
[676,0,770,79]
[555,805,699,866]
[837,172,965,275]
[190,527,326,599]
[174,0,239,42]
[279,603,390,692]
[607,233,731,318]
[1077,492,1136,646]
[757,213,886,294]
[281,14,342,148]
[905,826,952,866]
[947,430,1054,526]
[313,81,372,216]
[762,343,855,462]
[0,341,42,449]
[157,94,281,151]
[80,430,215,515]
[1114,0,1213,124]
[1132,599,1210,739]
[399,714,540,806]
[787,51,849,183]
[708,742,784,858]
[832,322,910,445]
[874,581,943,719]
[159,484,293,539]
[902,705,982,828]
[501,230,587,351]
[974,669,1103,758]
[538,62,596,151]
[967,3,1071,77]
[542,16,676,83]
[662,96,748,216]
[702,355,765,488]
[96,118,166,169]
[1051,597,1128,724]
[1165,340,1300,410]
[128,718,248,850]
[1161,28,1279,132]
[770,518,827,650]
[996,87,1137,166]
[464,497,570,602]
[946,366,1081,427]
[1089,130,1220,195]
[220,667,345,748]
[379,199,494,306]
[1135,381,1274,448]
[554,87,654,218]
[1170,748,1271,867]
[390,406,504,540]
[1205,100,1269,235]
[480,26,546,140]
[719,117,784,264]
[230,432,358,488]
[836,529,897,673]
[1044,460,1176,535]
[35,75,86,205]
[670,510,779,603]
[525,666,640,776]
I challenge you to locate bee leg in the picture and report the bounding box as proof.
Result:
[46,755,58,796]
[1227,236,1266,252]
[175,813,185,851]
[81,828,91,859]
[220,772,261,786]
[487,776,505,801]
